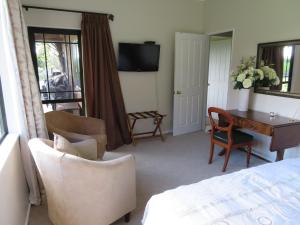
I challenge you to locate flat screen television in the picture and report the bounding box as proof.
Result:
[118,43,160,72]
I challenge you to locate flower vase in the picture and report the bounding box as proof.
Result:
[238,89,250,111]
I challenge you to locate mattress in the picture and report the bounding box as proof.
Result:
[142,158,300,225]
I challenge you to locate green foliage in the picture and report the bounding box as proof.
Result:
[36,43,63,81]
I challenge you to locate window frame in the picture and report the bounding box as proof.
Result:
[0,78,8,143]
[27,27,85,108]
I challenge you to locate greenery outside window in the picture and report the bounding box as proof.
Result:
[281,46,294,92]
[28,27,84,115]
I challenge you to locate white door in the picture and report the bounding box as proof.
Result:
[207,38,232,112]
[173,32,209,136]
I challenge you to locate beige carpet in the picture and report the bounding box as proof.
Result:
[29,131,266,225]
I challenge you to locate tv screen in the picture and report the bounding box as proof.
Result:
[118,43,160,72]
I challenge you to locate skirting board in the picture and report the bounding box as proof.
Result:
[252,149,273,163]
[163,129,172,135]
[25,203,31,225]
[205,125,211,133]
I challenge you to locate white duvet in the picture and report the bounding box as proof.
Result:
[142,158,300,225]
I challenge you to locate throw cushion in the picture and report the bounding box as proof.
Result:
[72,139,98,160]
[53,133,98,160]
[53,133,81,157]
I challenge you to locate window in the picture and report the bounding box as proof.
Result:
[282,46,294,92]
[28,27,84,115]
[0,78,8,143]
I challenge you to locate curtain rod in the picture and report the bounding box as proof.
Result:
[22,5,114,21]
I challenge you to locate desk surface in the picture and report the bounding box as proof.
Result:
[228,110,300,128]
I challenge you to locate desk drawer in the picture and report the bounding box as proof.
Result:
[234,118,273,136]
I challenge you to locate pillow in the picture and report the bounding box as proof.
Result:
[53,133,98,160]
[53,133,81,157]
[72,139,98,160]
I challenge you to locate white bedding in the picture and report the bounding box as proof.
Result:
[142,158,300,225]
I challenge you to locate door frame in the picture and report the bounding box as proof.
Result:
[205,28,235,111]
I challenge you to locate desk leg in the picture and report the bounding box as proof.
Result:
[275,150,285,161]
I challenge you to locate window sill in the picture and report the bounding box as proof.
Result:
[0,133,19,171]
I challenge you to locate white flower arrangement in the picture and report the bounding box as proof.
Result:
[231,56,280,89]
[231,56,263,89]
[257,65,281,87]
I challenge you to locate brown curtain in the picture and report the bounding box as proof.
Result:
[261,46,284,90]
[81,13,131,150]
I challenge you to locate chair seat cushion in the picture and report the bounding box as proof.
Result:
[213,130,253,145]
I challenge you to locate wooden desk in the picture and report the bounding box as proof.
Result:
[219,110,300,161]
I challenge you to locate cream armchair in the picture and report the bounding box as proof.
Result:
[45,111,107,159]
[28,138,136,225]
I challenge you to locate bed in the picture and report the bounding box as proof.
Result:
[142,158,300,225]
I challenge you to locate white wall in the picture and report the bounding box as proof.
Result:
[204,0,300,160]
[0,135,29,225]
[22,0,205,132]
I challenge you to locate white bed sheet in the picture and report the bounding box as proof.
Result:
[142,158,300,225]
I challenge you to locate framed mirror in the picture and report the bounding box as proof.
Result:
[256,39,300,99]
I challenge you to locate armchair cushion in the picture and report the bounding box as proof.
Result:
[213,130,253,144]
[54,133,81,157]
[72,139,98,160]
[54,133,98,160]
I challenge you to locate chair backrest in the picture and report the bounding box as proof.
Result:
[45,111,82,133]
[28,138,66,224]
[208,107,234,140]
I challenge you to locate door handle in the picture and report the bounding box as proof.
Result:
[175,90,182,95]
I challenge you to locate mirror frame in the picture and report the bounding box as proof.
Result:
[255,39,300,99]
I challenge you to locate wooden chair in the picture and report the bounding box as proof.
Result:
[208,107,254,172]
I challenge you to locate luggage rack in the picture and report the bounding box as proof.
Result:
[127,111,166,145]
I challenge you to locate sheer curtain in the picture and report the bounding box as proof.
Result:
[0,0,48,205]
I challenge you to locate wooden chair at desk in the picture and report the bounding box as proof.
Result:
[208,107,254,172]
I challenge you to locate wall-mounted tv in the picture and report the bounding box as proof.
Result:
[118,43,160,72]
